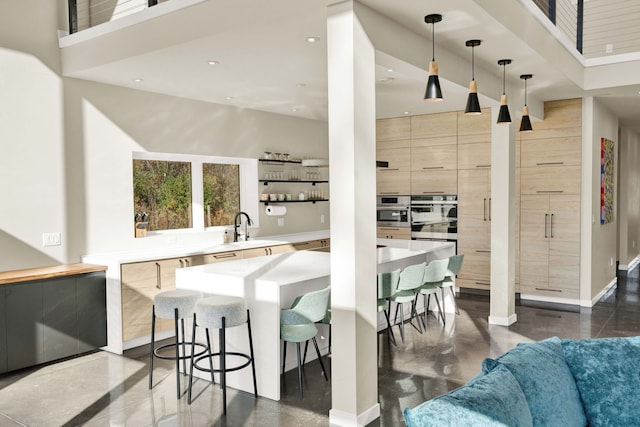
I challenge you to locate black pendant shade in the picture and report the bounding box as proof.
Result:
[497,59,512,124]
[464,40,482,115]
[519,74,533,132]
[424,14,443,102]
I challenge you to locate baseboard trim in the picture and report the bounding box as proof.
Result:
[581,277,617,308]
[488,313,517,326]
[619,255,640,271]
[329,403,380,426]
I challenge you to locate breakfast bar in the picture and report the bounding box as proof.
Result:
[176,242,454,400]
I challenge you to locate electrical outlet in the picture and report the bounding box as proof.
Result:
[42,232,61,247]
[606,43,613,53]
[277,218,285,227]
[633,241,636,248]
[610,257,614,267]
[320,214,325,224]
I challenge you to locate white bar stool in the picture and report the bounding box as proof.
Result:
[149,289,206,399]
[187,295,257,415]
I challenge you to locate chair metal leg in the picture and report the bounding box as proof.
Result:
[398,303,405,343]
[174,308,181,399]
[383,306,397,346]
[433,293,445,324]
[312,337,329,381]
[246,310,258,397]
[220,317,227,415]
[296,342,304,398]
[181,317,187,376]
[282,341,287,375]
[188,313,197,404]
[302,340,309,365]
[206,329,215,385]
[149,305,156,390]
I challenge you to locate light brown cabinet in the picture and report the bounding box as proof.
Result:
[376,117,410,143]
[519,194,580,299]
[410,111,457,140]
[243,243,293,258]
[518,98,582,300]
[456,168,491,290]
[377,227,411,240]
[411,170,457,195]
[410,145,457,171]
[377,171,411,195]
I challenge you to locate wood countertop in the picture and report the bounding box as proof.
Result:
[0,263,108,285]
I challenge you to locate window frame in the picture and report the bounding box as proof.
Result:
[132,151,258,235]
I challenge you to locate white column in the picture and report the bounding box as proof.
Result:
[327,2,379,426]
[488,107,517,325]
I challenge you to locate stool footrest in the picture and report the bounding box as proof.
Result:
[192,352,253,374]
[154,342,208,361]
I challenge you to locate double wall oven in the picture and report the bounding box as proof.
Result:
[376,195,411,227]
[410,195,457,250]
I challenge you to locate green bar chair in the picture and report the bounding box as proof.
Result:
[417,259,449,327]
[280,286,330,398]
[442,254,464,315]
[378,268,401,346]
[391,262,427,342]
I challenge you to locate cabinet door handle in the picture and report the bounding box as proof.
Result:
[185,259,190,267]
[214,253,237,259]
[425,191,444,194]
[475,281,491,286]
[536,190,564,193]
[380,192,399,195]
[179,259,184,268]
[483,198,487,221]
[536,162,564,166]
[155,262,161,289]
[535,288,562,292]
[422,166,445,170]
[381,168,399,171]
[476,250,491,253]
[544,213,548,238]
[550,213,554,238]
[475,164,491,168]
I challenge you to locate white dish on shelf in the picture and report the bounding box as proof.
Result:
[301,158,329,167]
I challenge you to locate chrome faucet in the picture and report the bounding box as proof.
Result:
[233,211,253,242]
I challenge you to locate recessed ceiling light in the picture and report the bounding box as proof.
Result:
[133,78,143,83]
[306,36,320,43]
[296,83,307,88]
[404,111,410,115]
[292,108,299,112]
[225,96,233,100]
[386,68,394,73]
[207,60,219,65]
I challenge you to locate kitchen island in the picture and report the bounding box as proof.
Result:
[176,242,454,400]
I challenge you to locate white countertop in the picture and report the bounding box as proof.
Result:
[179,250,331,286]
[83,231,330,264]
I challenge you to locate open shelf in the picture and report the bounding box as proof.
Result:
[260,199,329,205]
[259,180,328,185]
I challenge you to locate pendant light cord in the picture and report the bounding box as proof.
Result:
[471,46,475,81]
[524,78,528,106]
[431,23,435,61]
[502,64,506,95]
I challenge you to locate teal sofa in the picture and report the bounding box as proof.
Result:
[403,336,640,427]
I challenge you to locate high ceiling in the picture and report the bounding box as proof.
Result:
[60,0,640,131]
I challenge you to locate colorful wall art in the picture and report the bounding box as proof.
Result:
[601,137,615,224]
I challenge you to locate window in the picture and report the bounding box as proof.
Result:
[132,152,258,234]
[203,163,240,227]
[133,159,192,231]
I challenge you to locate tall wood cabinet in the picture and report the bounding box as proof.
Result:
[456,109,492,290]
[518,99,582,300]
[410,112,457,195]
[376,117,411,195]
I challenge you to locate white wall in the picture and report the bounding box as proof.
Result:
[0,0,328,271]
[617,127,640,268]
[584,97,619,300]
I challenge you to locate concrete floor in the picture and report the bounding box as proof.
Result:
[1,267,638,426]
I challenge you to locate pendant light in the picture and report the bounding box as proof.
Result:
[464,39,482,115]
[424,14,443,101]
[497,59,512,124]
[519,74,533,132]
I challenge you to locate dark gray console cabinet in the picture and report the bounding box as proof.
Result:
[0,271,106,373]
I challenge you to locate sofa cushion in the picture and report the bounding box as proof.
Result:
[403,364,533,427]
[561,336,640,427]
[483,337,586,427]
